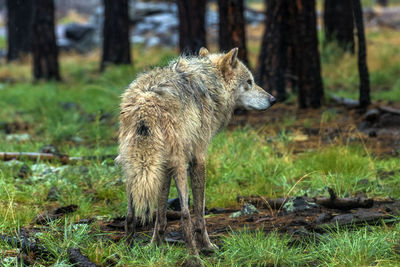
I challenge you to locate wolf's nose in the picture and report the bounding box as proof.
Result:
[269,96,277,106]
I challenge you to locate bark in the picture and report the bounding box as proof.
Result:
[177,0,206,54]
[32,0,60,80]
[352,0,371,108]
[290,0,324,109]
[323,0,355,53]
[101,0,131,71]
[68,248,98,267]
[6,0,34,61]
[218,0,248,65]
[257,0,289,101]
[314,197,373,210]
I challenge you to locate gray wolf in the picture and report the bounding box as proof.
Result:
[117,47,276,255]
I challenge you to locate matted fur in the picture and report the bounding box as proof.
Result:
[117,48,275,245]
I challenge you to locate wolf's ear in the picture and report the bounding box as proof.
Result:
[199,47,209,58]
[219,48,239,79]
[223,48,238,68]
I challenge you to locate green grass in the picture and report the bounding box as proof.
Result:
[0,30,400,265]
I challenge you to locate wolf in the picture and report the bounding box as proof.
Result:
[117,47,276,254]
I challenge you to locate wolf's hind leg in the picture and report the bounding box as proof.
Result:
[151,175,171,244]
[189,157,218,251]
[125,192,136,239]
[174,162,198,255]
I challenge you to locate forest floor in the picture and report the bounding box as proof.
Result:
[0,27,400,265]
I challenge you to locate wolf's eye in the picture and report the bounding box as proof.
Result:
[247,79,252,86]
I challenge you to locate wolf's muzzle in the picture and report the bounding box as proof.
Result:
[269,95,277,106]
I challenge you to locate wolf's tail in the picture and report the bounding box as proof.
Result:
[118,117,166,223]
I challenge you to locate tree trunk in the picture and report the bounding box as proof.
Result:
[257,0,289,101]
[323,0,355,53]
[32,0,60,81]
[218,0,248,65]
[6,0,34,62]
[291,0,324,109]
[101,0,131,71]
[352,0,371,108]
[177,0,206,54]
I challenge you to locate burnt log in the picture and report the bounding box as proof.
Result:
[68,248,98,267]
[32,0,60,80]
[218,0,248,65]
[177,0,206,54]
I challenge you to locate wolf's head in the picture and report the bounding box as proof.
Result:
[201,47,276,111]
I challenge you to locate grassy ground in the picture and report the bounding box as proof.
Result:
[0,28,400,265]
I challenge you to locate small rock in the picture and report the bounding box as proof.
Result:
[316,213,332,224]
[229,203,259,218]
[17,164,31,179]
[364,109,380,122]
[283,197,318,212]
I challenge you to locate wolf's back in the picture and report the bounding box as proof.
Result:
[118,93,166,222]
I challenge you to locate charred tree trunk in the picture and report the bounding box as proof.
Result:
[291,0,324,109]
[324,0,355,53]
[352,0,371,108]
[257,0,289,101]
[218,0,248,65]
[177,0,206,54]
[101,0,131,71]
[6,0,34,62]
[32,0,60,80]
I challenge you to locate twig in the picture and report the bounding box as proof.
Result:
[0,152,117,164]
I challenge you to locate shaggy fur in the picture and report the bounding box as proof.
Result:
[117,48,275,254]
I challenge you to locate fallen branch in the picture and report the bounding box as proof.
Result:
[314,188,374,210]
[0,152,117,164]
[329,94,360,108]
[166,210,181,221]
[238,192,374,211]
[378,106,400,116]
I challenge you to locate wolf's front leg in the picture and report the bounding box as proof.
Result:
[189,157,218,251]
[151,176,171,244]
